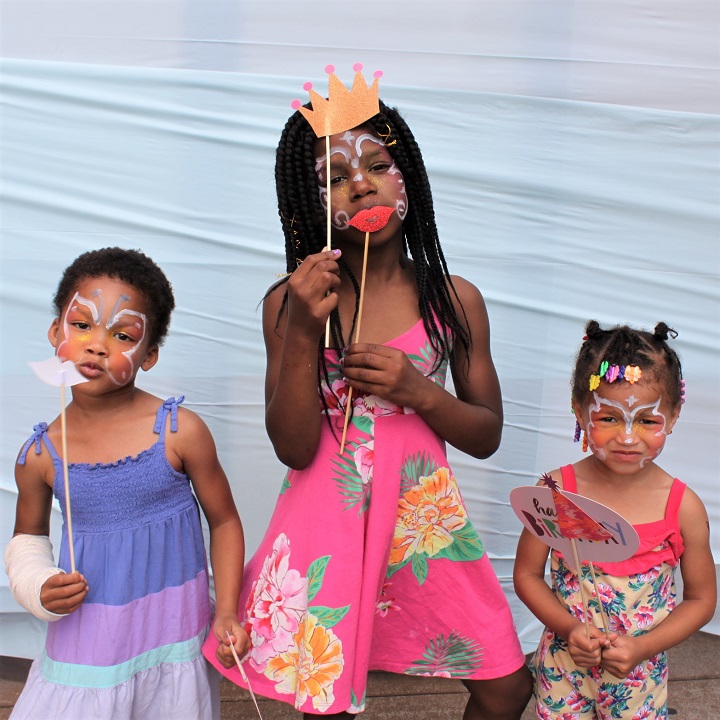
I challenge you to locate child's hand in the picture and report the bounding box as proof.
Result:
[40,571,88,615]
[214,613,251,669]
[285,249,341,337]
[567,624,609,668]
[342,344,428,408]
[600,634,643,679]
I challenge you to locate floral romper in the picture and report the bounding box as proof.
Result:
[203,319,526,714]
[532,464,686,720]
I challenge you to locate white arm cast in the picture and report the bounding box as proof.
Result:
[4,534,65,622]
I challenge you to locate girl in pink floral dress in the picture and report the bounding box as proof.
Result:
[202,99,531,717]
[514,321,716,719]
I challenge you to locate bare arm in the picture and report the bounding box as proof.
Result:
[342,277,502,458]
[264,249,341,469]
[600,488,717,678]
[172,410,250,665]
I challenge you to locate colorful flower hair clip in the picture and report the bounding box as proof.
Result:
[624,365,642,384]
[605,364,621,383]
[589,374,601,391]
[680,378,686,404]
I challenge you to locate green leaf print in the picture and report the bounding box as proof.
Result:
[406,630,484,677]
[352,414,373,434]
[308,605,350,628]
[331,441,371,514]
[385,555,411,580]
[306,556,331,602]
[279,470,292,495]
[432,522,485,562]
[411,552,429,586]
[399,452,437,494]
[349,688,366,712]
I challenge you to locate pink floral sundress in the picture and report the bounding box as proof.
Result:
[203,319,525,714]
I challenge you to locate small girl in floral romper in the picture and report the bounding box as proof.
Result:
[514,320,716,719]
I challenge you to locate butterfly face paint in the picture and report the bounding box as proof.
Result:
[55,277,150,387]
[315,128,408,231]
[585,388,671,470]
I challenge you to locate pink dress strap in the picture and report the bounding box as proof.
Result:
[559,464,577,492]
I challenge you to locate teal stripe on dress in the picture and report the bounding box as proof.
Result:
[40,626,209,688]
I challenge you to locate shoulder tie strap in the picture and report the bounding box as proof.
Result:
[153,396,185,439]
[17,423,54,465]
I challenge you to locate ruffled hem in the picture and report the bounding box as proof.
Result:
[11,654,220,720]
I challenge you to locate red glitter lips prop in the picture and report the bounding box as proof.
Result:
[348,206,394,232]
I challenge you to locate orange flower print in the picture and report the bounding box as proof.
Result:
[265,613,344,712]
[390,467,468,566]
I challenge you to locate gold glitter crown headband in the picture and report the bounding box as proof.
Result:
[291,63,383,138]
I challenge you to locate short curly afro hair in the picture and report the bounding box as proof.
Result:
[53,247,175,346]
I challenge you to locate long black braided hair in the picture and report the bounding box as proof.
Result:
[271,100,472,422]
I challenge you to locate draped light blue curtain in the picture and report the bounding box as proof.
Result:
[1,0,718,657]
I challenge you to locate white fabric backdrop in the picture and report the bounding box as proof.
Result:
[1,0,718,659]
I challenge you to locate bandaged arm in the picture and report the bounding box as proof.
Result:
[5,534,65,622]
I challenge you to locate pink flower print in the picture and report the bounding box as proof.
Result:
[596,688,613,709]
[658,574,672,600]
[536,703,554,720]
[633,606,654,629]
[558,713,581,720]
[626,666,647,687]
[560,568,580,595]
[596,583,616,605]
[354,441,374,485]
[569,602,589,623]
[357,395,414,416]
[566,689,591,711]
[245,533,308,671]
[636,567,660,584]
[609,612,632,634]
[375,596,400,617]
[632,706,653,720]
[323,377,350,415]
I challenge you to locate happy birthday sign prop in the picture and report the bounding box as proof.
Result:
[29,357,89,573]
[511,474,639,635]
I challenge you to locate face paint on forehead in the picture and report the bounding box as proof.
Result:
[589,392,667,436]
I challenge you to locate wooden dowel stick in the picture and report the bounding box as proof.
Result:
[226,632,263,719]
[570,540,591,639]
[324,134,332,348]
[60,384,76,573]
[339,230,370,454]
[588,561,611,636]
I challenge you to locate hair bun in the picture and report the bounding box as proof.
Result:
[653,322,678,341]
[585,320,603,339]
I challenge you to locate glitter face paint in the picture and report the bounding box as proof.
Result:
[56,282,149,386]
[585,390,670,469]
[315,128,408,230]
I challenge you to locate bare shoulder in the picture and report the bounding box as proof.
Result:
[175,404,213,440]
[15,436,55,490]
[678,485,710,525]
[448,275,487,311]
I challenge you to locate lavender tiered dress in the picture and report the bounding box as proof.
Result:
[11,397,219,720]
